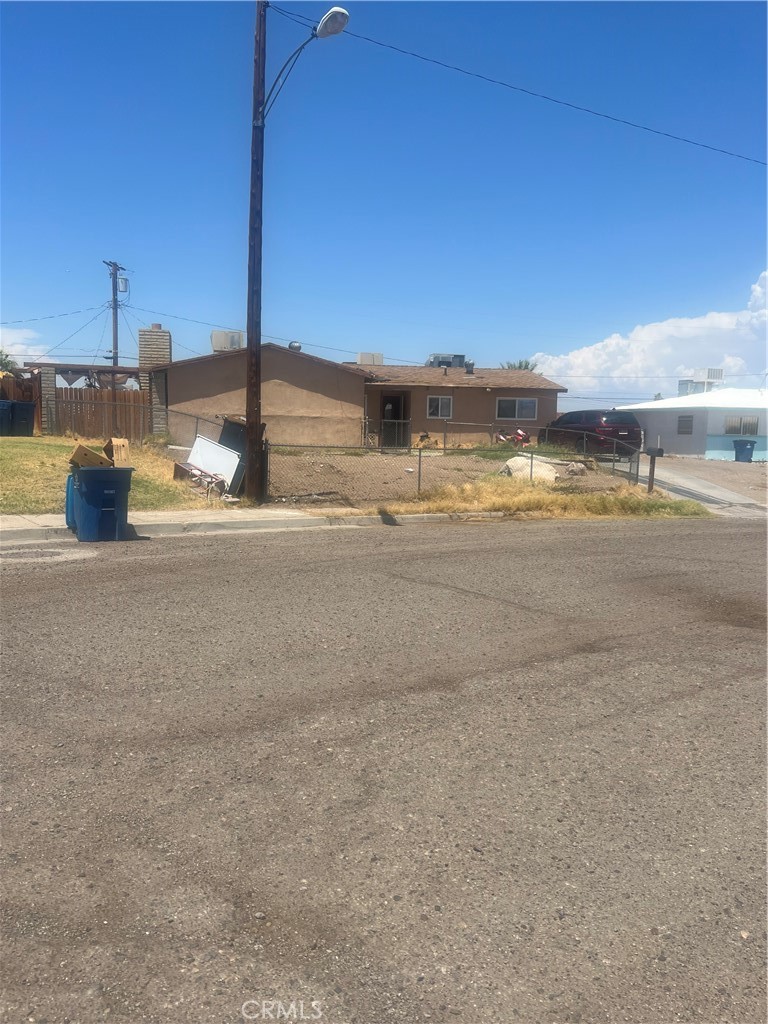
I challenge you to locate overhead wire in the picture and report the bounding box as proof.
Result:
[118,307,140,354]
[91,309,111,367]
[1,305,106,326]
[270,5,766,166]
[26,305,112,362]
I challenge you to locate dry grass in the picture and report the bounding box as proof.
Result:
[364,477,710,519]
[0,436,209,515]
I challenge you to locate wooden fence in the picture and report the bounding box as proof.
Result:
[50,388,150,442]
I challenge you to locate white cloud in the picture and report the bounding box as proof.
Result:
[0,327,46,362]
[533,272,767,400]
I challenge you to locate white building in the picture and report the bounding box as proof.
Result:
[618,388,767,460]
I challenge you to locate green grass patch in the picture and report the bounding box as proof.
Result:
[0,436,209,515]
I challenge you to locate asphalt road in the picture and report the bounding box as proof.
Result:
[2,520,765,1024]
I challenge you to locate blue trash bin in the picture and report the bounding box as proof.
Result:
[733,439,756,463]
[0,400,12,436]
[71,466,134,542]
[11,401,36,436]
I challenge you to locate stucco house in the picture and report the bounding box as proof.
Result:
[153,344,368,447]
[151,343,567,448]
[357,362,566,447]
[618,388,767,460]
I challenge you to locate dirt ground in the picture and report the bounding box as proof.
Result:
[267,449,630,505]
[655,455,767,505]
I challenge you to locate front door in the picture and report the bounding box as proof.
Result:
[381,393,409,447]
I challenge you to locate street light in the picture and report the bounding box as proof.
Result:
[244,3,349,502]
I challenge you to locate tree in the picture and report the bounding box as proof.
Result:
[0,350,18,372]
[501,358,539,372]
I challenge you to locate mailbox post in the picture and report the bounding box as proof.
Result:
[645,446,664,493]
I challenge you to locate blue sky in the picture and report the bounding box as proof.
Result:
[1,1,766,405]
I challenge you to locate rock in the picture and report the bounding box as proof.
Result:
[499,457,560,482]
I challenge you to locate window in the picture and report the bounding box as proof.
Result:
[742,416,759,435]
[496,397,538,420]
[427,396,452,419]
[677,415,694,435]
[725,415,759,435]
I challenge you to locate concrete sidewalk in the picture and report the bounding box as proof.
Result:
[0,507,506,543]
[639,461,767,519]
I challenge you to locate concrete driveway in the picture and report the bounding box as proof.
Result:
[1,521,765,1024]
[637,456,766,517]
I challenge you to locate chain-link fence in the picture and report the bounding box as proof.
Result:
[166,409,223,448]
[267,443,641,505]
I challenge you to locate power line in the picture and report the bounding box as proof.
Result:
[270,5,766,166]
[1,305,106,326]
[26,305,111,361]
[118,308,140,352]
[121,305,202,355]
[91,309,111,367]
[126,304,242,334]
[123,304,765,380]
[537,371,766,379]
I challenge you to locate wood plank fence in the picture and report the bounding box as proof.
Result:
[50,388,150,442]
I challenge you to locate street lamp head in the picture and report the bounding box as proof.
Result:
[315,6,349,38]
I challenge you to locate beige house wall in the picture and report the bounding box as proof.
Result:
[366,383,560,445]
[165,348,366,446]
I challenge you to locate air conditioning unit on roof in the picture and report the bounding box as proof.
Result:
[211,331,245,352]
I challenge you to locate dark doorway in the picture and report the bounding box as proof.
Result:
[381,393,410,447]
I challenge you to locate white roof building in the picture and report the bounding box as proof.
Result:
[618,388,767,460]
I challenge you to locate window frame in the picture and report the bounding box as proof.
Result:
[427,395,453,420]
[724,415,759,436]
[496,397,538,421]
[677,415,694,436]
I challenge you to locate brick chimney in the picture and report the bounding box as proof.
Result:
[138,323,172,368]
[138,323,172,436]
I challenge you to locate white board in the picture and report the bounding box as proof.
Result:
[187,435,241,488]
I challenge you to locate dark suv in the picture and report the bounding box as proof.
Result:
[538,410,643,454]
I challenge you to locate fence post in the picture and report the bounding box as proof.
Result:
[443,422,448,450]
[611,439,617,476]
[529,451,534,481]
[417,447,422,495]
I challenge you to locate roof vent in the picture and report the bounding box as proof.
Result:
[288,341,302,352]
[465,359,475,374]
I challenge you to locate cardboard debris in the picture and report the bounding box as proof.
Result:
[69,444,113,468]
[103,438,130,466]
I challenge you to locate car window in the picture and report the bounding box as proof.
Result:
[556,413,580,425]
[601,412,639,426]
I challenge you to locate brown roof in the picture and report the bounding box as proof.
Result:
[359,364,567,391]
[152,343,370,376]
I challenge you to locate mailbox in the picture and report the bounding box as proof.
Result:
[645,447,664,458]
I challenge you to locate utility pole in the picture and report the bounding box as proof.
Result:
[244,1,267,502]
[103,260,124,434]
[103,260,124,367]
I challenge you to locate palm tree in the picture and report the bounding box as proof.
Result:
[0,350,18,372]
[501,358,539,372]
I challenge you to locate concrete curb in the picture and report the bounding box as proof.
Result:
[0,510,507,545]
